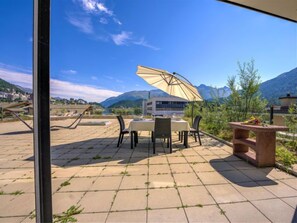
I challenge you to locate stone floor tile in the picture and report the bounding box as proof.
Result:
[209,162,236,172]
[185,155,205,163]
[282,196,297,208]
[261,168,296,180]
[240,169,274,181]
[75,167,104,177]
[79,191,115,213]
[218,170,253,183]
[149,156,168,165]
[191,163,215,172]
[178,186,215,206]
[0,217,25,223]
[126,165,148,175]
[106,210,146,223]
[258,180,297,197]
[90,176,122,191]
[149,174,175,188]
[120,175,148,190]
[100,166,127,176]
[202,155,222,162]
[148,208,187,223]
[167,156,187,164]
[53,192,84,214]
[220,202,270,222]
[52,167,83,178]
[281,178,297,190]
[232,181,276,201]
[149,164,171,175]
[228,161,256,170]
[185,205,229,222]
[75,213,108,222]
[0,194,35,217]
[252,198,295,223]
[59,177,96,192]
[2,179,34,193]
[197,172,228,185]
[206,184,247,204]
[173,173,202,186]
[170,164,193,174]
[148,188,181,209]
[111,190,147,211]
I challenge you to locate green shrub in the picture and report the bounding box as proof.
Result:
[276,146,297,168]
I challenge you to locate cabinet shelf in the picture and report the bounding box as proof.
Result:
[233,138,256,150]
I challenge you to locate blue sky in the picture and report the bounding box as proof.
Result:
[0,0,296,102]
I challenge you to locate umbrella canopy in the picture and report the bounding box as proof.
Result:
[136,65,203,101]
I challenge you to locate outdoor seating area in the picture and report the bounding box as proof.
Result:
[0,119,297,222]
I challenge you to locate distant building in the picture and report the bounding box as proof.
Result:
[143,97,188,116]
[279,93,297,108]
[270,93,297,126]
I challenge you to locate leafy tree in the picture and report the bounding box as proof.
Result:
[226,60,266,121]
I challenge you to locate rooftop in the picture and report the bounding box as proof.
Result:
[0,119,296,222]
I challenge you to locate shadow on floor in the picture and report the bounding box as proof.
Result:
[25,135,180,167]
[209,157,277,186]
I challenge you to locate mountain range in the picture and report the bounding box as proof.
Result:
[1,67,296,107]
[100,85,231,107]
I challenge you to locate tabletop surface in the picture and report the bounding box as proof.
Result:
[229,122,289,132]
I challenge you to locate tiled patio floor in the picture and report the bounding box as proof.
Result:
[0,119,297,222]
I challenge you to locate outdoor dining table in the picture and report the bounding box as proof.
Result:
[128,119,190,149]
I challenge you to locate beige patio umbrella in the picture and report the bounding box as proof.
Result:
[136,65,203,123]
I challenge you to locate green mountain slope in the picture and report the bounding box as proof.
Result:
[109,99,143,108]
[0,78,24,94]
[259,67,297,103]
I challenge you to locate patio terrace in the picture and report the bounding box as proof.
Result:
[0,119,296,222]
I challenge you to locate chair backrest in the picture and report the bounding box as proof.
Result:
[154,118,171,138]
[193,115,202,130]
[116,115,125,132]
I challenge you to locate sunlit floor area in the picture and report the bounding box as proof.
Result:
[0,119,297,222]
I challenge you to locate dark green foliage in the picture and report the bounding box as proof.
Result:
[0,78,25,94]
[53,205,83,223]
[260,67,297,104]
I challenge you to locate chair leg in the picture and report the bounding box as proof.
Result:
[117,133,121,147]
[180,131,183,142]
[194,132,197,142]
[167,138,169,148]
[151,132,154,142]
[153,137,156,154]
[169,136,172,153]
[178,132,181,141]
[120,133,124,143]
[197,131,202,145]
[134,132,137,147]
[135,132,138,143]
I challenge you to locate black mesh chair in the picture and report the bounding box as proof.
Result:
[116,115,138,147]
[179,115,202,145]
[152,118,172,154]
[190,115,202,145]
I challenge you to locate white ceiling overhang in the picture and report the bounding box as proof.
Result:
[218,0,297,23]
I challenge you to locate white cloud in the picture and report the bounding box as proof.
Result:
[133,37,160,51]
[99,17,108,24]
[77,0,121,25]
[111,31,132,45]
[0,66,121,102]
[81,0,96,11]
[67,15,93,34]
[91,76,98,80]
[96,2,113,16]
[113,18,122,25]
[61,69,77,75]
